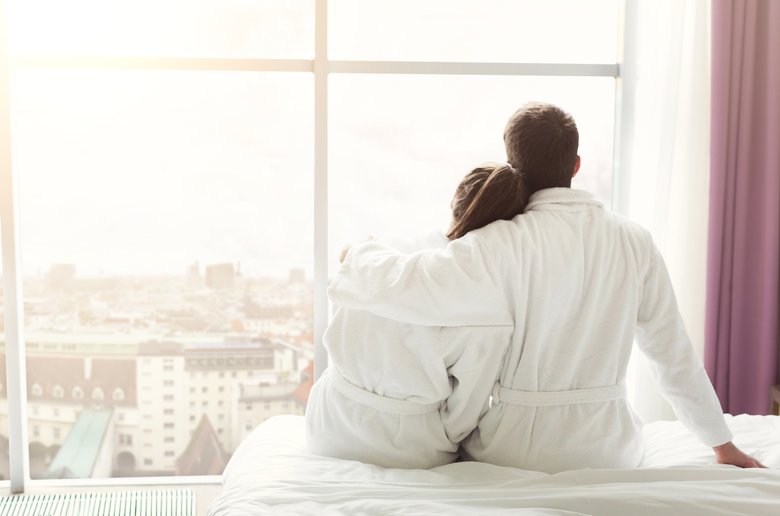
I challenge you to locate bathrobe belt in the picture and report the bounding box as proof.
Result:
[327,368,442,415]
[492,382,627,407]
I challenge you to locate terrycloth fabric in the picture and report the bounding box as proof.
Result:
[306,231,513,469]
[330,188,733,473]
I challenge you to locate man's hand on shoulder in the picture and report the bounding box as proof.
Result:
[339,236,375,263]
[339,243,352,263]
[713,441,767,468]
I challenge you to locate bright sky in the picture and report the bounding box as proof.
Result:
[7,0,619,279]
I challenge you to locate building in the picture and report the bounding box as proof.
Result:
[46,264,76,291]
[46,409,114,479]
[233,381,305,447]
[0,332,313,478]
[136,336,304,473]
[175,416,229,476]
[205,263,235,289]
[288,268,305,283]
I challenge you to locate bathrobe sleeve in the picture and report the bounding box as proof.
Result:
[440,326,513,444]
[635,243,733,447]
[328,229,514,327]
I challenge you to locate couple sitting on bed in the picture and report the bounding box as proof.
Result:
[306,102,764,473]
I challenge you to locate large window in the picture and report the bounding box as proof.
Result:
[13,70,313,479]
[1,0,620,488]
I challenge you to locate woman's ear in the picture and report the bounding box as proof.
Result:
[572,156,581,178]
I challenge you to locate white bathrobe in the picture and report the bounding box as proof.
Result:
[329,188,733,473]
[306,232,513,469]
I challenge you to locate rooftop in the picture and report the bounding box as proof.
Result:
[45,409,113,479]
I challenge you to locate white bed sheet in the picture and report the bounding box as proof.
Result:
[208,414,780,515]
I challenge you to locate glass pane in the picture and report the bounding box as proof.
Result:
[330,0,619,63]
[329,74,615,273]
[12,70,314,478]
[9,0,314,59]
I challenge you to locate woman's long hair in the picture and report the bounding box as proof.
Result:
[446,163,529,240]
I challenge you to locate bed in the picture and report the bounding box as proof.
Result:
[208,414,780,515]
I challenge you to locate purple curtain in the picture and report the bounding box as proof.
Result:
[706,0,780,415]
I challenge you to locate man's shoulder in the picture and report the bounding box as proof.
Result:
[515,204,655,248]
[595,210,660,262]
[602,209,652,236]
[457,207,655,250]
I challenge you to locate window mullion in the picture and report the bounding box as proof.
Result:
[11,57,314,73]
[313,0,328,380]
[328,61,618,77]
[0,0,30,493]
[611,0,635,214]
[9,58,617,78]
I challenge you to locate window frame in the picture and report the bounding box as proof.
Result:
[0,0,626,493]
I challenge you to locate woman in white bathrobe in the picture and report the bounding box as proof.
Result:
[305,164,527,468]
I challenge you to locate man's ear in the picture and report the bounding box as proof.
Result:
[572,156,581,178]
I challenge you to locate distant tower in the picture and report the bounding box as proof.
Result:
[187,261,201,286]
[47,264,76,290]
[205,263,235,289]
[288,268,305,284]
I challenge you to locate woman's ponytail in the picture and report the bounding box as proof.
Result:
[446,163,529,240]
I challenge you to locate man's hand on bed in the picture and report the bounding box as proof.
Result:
[713,441,767,468]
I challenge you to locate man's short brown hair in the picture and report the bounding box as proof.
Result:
[503,102,579,193]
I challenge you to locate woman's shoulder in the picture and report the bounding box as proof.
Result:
[378,229,448,253]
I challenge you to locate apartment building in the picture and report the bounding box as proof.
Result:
[0,333,312,478]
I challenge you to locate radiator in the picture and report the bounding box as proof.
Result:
[0,489,195,516]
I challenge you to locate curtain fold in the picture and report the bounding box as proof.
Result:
[705,0,780,415]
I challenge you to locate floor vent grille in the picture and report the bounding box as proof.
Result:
[0,489,195,516]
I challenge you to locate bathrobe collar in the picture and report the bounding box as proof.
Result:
[525,188,603,212]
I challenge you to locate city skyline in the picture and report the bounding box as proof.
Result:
[0,266,314,479]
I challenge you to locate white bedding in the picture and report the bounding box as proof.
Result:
[208,414,780,515]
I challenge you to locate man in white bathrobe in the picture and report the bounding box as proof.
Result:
[329,102,763,472]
